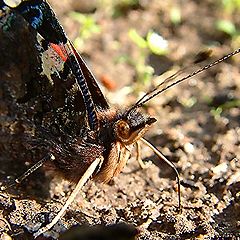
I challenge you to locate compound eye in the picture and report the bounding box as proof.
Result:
[115,120,130,140]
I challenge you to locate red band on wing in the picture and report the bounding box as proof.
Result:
[50,43,68,62]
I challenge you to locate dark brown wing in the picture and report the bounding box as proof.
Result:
[6,0,109,130]
[69,42,109,110]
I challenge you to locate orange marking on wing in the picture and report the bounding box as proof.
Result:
[50,43,68,62]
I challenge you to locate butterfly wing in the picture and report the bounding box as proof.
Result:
[7,0,109,131]
[69,41,109,110]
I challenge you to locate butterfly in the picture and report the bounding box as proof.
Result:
[0,0,239,237]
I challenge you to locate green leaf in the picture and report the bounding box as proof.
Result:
[69,12,101,40]
[128,29,147,49]
[216,19,237,36]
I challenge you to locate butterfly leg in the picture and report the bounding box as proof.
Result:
[139,138,182,211]
[0,153,55,191]
[34,156,103,238]
[136,141,152,169]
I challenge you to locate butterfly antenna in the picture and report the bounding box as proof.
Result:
[128,48,240,113]
[134,49,213,108]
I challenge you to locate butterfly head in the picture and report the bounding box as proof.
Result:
[95,109,156,183]
[114,109,156,145]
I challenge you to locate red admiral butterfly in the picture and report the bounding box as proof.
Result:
[0,0,239,237]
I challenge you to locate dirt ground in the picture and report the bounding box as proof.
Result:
[0,0,240,239]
